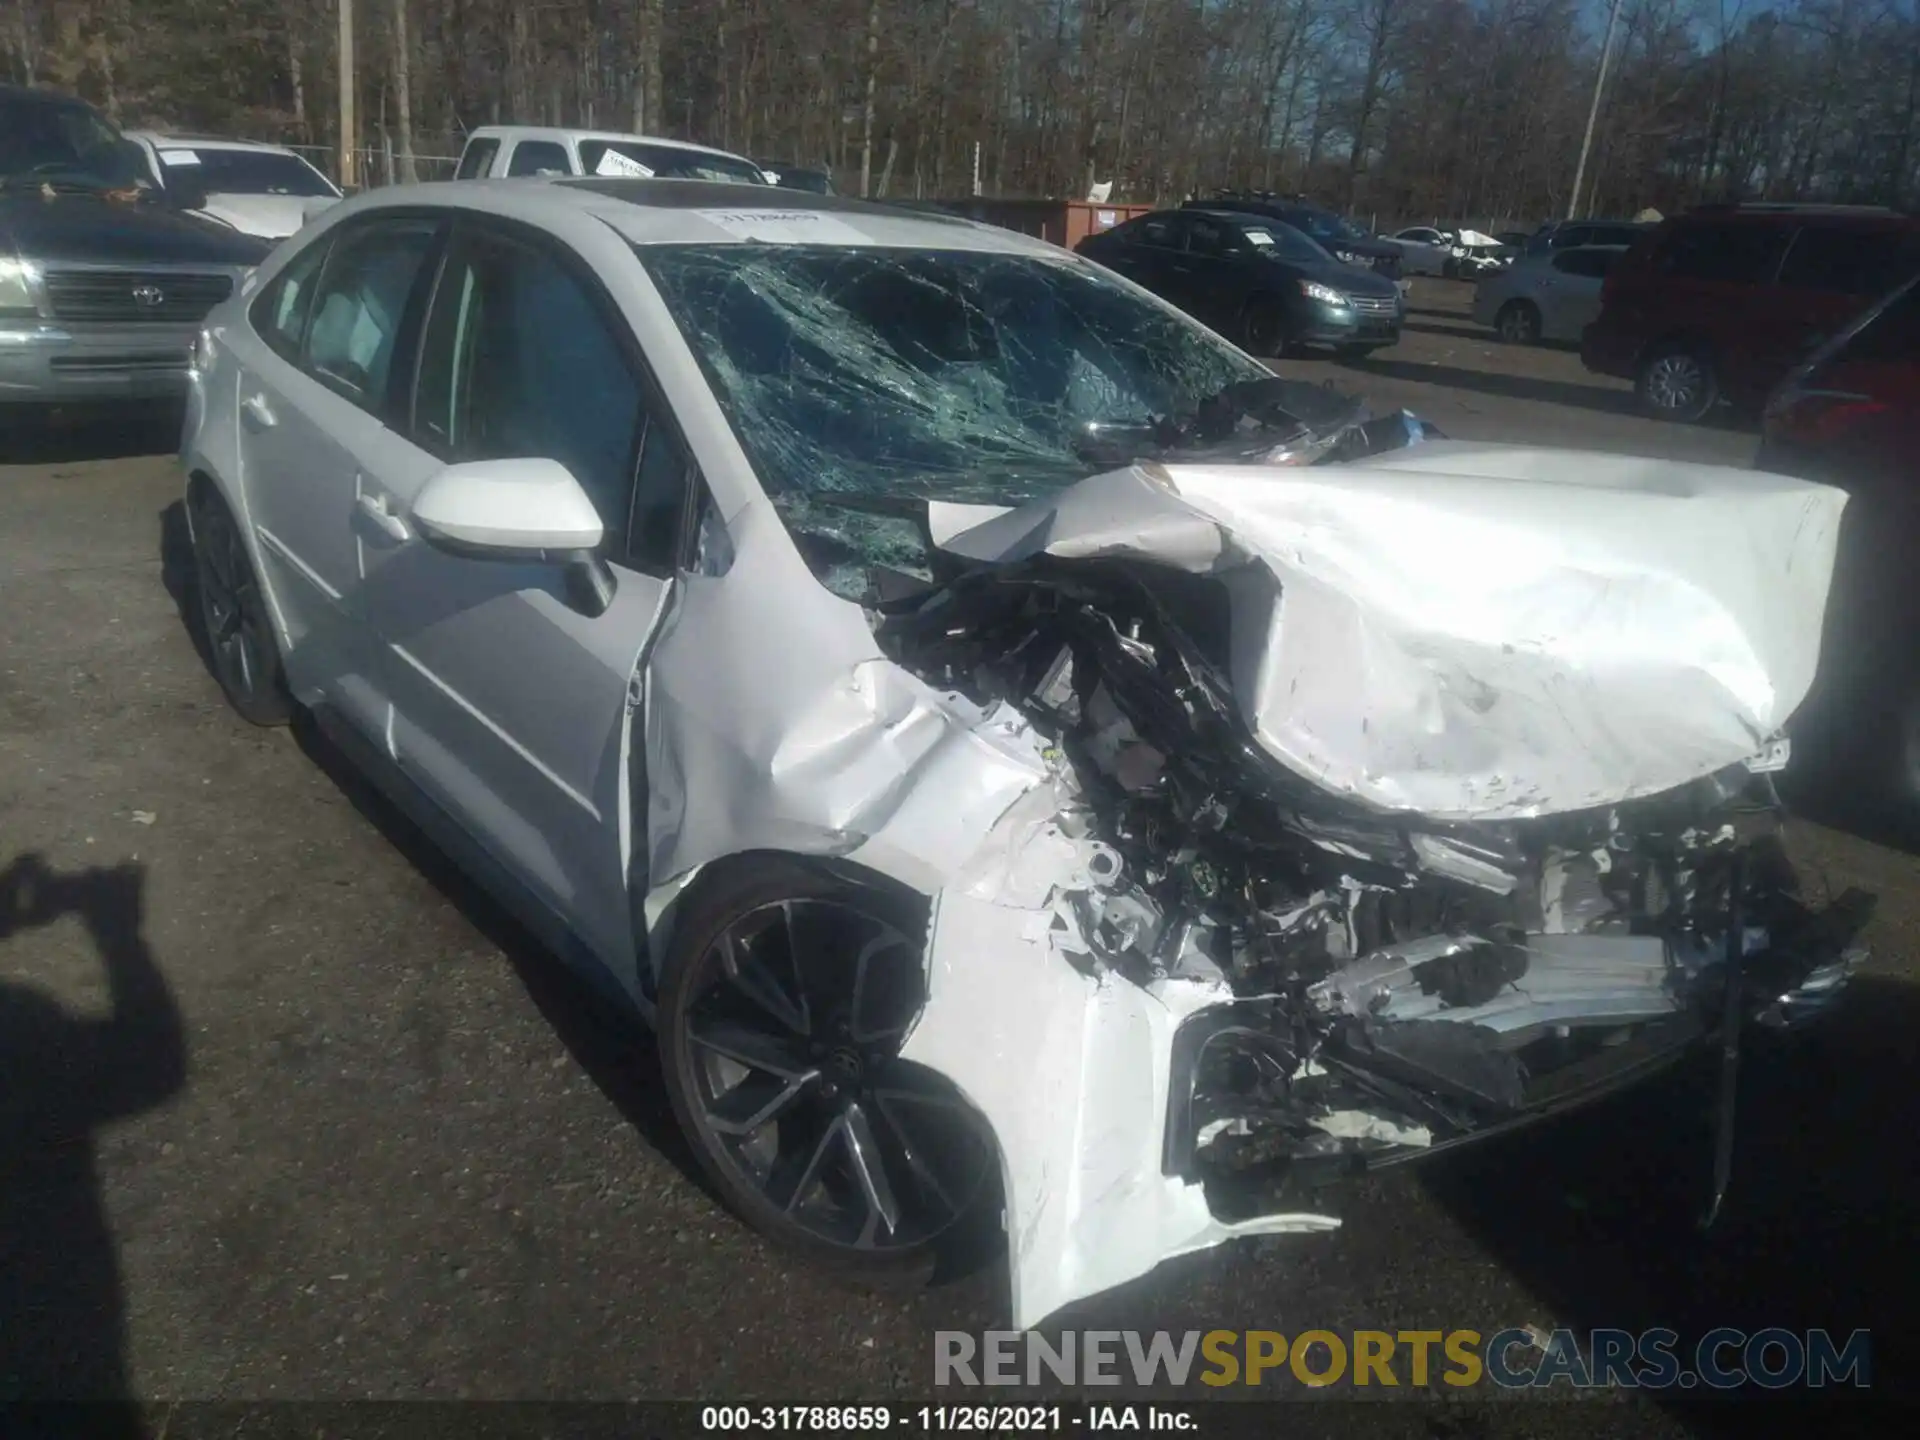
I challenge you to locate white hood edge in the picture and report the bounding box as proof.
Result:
[933,441,1848,820]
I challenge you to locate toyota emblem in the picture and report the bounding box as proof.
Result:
[131,284,166,308]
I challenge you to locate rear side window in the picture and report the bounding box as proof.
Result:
[1654,222,1790,285]
[506,140,571,177]
[1552,248,1620,279]
[454,137,499,179]
[1584,224,1645,248]
[1123,215,1175,247]
[303,219,441,407]
[1777,226,1920,298]
[250,235,334,360]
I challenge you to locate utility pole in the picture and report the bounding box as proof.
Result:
[339,0,357,190]
[1568,0,1623,220]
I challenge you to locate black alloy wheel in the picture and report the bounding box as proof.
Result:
[660,862,996,1274]
[189,484,293,726]
[1240,295,1287,358]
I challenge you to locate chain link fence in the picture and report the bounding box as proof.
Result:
[284,142,462,190]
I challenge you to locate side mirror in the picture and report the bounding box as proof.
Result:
[410,458,618,616]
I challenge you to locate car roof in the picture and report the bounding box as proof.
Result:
[463,125,759,166]
[336,178,1057,253]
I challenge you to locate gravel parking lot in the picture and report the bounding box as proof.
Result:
[2,281,1911,1426]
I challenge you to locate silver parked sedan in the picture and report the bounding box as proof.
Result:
[1471,243,1627,343]
[178,180,1870,1329]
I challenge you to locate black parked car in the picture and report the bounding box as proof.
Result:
[1076,207,1404,358]
[1188,192,1404,281]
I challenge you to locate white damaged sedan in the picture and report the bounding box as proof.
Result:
[180,180,1872,1329]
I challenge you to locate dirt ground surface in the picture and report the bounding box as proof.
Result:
[2,280,1910,1431]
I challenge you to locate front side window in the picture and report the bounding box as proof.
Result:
[1185,217,1231,256]
[303,219,441,406]
[455,138,499,180]
[506,140,572,177]
[412,227,646,551]
[638,244,1265,591]
[1655,222,1789,285]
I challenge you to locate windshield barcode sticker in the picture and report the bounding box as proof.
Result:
[692,209,869,244]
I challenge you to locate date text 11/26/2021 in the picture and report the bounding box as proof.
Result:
[700,1406,1197,1432]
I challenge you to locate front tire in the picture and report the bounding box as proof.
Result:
[1239,295,1287,358]
[188,482,293,727]
[658,857,997,1280]
[1495,300,1542,345]
[1636,345,1718,423]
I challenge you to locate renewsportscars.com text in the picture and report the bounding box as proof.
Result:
[933,1327,1871,1390]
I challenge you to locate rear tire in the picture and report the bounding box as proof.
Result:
[188,481,293,727]
[1494,300,1542,345]
[1635,345,1719,423]
[1239,295,1287,358]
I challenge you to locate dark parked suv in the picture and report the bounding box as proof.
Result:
[1,85,266,433]
[1581,203,1920,421]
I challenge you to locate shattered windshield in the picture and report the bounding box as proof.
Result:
[0,92,151,192]
[639,243,1265,594]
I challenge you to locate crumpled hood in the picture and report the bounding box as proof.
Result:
[932,441,1848,819]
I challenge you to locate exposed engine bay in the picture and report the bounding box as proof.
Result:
[869,441,1873,1212]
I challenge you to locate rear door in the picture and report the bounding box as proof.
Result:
[234,214,443,736]
[1175,214,1241,328]
[1088,213,1182,299]
[363,216,692,979]
[1644,218,1794,403]
[1541,247,1618,341]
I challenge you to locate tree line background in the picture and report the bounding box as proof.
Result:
[5,0,1917,229]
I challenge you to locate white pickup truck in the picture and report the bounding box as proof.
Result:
[453,126,770,186]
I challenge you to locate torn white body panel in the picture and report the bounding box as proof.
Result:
[641,497,1056,961]
[904,824,1338,1331]
[938,443,1847,819]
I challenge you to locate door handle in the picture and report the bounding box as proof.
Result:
[240,393,276,431]
[354,491,411,543]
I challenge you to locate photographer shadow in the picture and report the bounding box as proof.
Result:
[1,855,185,1422]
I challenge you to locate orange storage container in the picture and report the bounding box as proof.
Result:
[925,199,1155,250]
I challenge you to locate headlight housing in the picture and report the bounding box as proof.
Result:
[1300,279,1350,306]
[0,256,46,319]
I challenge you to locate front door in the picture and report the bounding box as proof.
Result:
[361,219,694,984]
[236,215,442,735]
